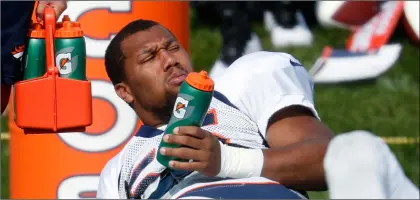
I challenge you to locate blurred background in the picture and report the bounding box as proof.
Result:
[1,1,419,199]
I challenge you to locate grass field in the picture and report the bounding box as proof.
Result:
[1,10,419,199]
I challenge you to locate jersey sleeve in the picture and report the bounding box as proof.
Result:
[97,153,122,199]
[215,51,320,138]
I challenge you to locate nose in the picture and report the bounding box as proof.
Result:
[160,50,178,72]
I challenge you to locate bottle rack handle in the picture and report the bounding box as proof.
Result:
[44,6,57,76]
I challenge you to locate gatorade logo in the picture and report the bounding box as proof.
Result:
[60,58,70,69]
[173,96,189,119]
[56,47,77,76]
[176,102,186,111]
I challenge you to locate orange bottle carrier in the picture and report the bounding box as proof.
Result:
[14,7,92,133]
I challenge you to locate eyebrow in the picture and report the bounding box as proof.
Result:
[141,47,155,55]
[163,38,176,47]
[140,38,176,55]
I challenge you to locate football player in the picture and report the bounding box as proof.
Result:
[97,19,333,199]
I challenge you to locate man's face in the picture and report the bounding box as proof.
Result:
[116,25,193,113]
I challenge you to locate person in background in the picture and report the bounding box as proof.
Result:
[191,2,313,81]
[262,2,313,48]
[1,0,67,114]
[206,2,263,82]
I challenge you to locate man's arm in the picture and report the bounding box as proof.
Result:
[262,105,333,191]
[214,52,334,191]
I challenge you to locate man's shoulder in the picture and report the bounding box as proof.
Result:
[97,150,124,198]
[214,51,308,102]
[100,150,124,178]
[99,138,136,180]
[216,51,303,85]
[99,126,165,179]
[221,51,301,76]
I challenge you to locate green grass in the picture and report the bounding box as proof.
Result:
[1,137,9,199]
[2,16,419,199]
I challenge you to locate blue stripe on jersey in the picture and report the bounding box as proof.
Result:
[213,90,239,110]
[128,150,155,190]
[290,59,303,67]
[177,183,303,199]
[132,125,193,198]
[135,124,163,137]
[148,169,192,199]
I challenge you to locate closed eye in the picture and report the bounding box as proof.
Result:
[167,44,180,52]
[139,47,157,63]
[142,55,155,63]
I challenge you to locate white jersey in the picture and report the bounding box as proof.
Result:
[97,51,319,199]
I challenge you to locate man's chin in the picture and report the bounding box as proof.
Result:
[170,84,182,94]
[167,86,180,101]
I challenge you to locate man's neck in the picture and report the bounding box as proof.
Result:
[134,97,175,128]
[140,116,168,128]
[135,108,170,128]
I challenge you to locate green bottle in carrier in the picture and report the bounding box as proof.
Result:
[22,23,46,80]
[157,71,215,168]
[54,16,86,80]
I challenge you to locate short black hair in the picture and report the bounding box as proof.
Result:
[105,19,159,85]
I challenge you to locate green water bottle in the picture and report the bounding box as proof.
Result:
[54,16,86,80]
[157,71,215,168]
[22,23,46,80]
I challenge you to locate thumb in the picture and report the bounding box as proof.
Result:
[51,1,68,19]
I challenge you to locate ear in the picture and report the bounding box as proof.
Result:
[115,82,134,104]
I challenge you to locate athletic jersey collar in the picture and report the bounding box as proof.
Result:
[135,125,166,138]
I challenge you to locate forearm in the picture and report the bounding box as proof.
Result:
[216,109,333,191]
[262,136,331,191]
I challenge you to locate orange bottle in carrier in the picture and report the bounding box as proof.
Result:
[14,6,92,133]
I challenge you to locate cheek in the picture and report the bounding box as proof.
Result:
[178,50,193,71]
[134,70,166,102]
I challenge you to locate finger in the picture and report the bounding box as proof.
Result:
[163,134,202,150]
[52,1,67,18]
[169,160,206,171]
[36,1,49,22]
[175,126,207,139]
[160,147,205,161]
[36,1,67,22]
